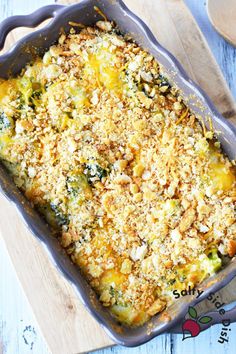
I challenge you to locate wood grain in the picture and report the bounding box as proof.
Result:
[0,1,236,353]
[207,0,236,48]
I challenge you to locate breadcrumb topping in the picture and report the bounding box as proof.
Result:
[0,21,235,326]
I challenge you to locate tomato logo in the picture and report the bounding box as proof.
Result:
[182,306,212,340]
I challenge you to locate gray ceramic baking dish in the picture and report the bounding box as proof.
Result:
[0,0,236,347]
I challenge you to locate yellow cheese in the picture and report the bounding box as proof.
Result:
[85,48,125,93]
[0,79,17,103]
[100,269,126,288]
[208,161,235,192]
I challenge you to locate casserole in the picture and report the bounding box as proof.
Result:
[0,0,236,346]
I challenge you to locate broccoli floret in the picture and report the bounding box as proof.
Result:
[66,174,89,197]
[18,76,33,105]
[17,76,43,108]
[84,163,108,184]
[31,82,43,105]
[179,274,187,282]
[157,74,171,92]
[167,278,176,286]
[0,112,12,132]
[50,203,69,226]
[207,249,222,273]
[36,203,68,229]
[66,173,92,204]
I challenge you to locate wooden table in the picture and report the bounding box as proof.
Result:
[0,1,236,354]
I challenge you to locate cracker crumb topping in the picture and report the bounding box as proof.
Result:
[0,21,235,326]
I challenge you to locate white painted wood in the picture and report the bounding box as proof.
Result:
[207,0,236,48]
[0,1,236,354]
[0,238,51,354]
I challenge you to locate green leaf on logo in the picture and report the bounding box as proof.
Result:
[199,316,212,324]
[188,306,197,319]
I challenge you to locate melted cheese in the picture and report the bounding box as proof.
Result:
[0,80,17,103]
[100,269,126,288]
[209,162,235,192]
[208,149,235,192]
[85,48,125,93]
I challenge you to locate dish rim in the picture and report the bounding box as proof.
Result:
[0,0,236,347]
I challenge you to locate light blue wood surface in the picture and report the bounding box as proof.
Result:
[0,1,235,353]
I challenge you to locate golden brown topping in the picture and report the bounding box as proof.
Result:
[179,207,196,233]
[228,240,236,257]
[0,21,235,327]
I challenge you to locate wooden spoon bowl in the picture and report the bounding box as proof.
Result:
[207,0,236,47]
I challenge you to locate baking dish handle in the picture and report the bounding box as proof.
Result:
[0,4,65,50]
[171,301,236,333]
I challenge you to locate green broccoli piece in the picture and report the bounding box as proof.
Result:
[84,163,108,184]
[50,203,69,227]
[208,249,222,273]
[0,112,13,132]
[157,74,171,93]
[66,173,92,205]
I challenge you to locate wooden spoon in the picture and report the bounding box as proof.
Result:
[207,0,236,47]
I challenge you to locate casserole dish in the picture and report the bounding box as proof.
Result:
[0,0,236,346]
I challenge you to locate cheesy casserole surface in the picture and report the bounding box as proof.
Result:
[0,21,236,326]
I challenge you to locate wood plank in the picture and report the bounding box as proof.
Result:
[0,1,236,353]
